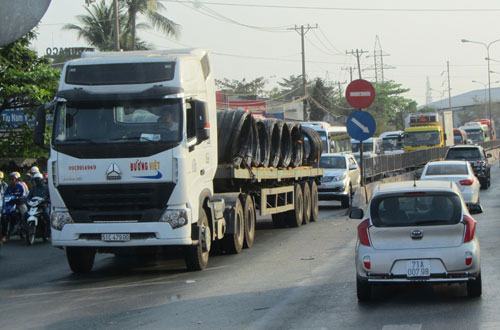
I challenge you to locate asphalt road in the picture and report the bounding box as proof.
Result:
[1,166,499,330]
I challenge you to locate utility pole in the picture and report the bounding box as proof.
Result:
[289,24,318,120]
[346,49,369,80]
[446,61,453,113]
[114,0,120,51]
[342,66,355,82]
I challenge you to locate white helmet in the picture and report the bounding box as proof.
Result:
[30,166,40,174]
[32,172,43,180]
[9,171,21,179]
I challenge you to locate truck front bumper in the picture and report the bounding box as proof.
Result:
[51,222,193,247]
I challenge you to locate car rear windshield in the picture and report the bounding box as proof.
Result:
[446,148,482,160]
[65,62,175,85]
[425,164,468,176]
[370,193,462,227]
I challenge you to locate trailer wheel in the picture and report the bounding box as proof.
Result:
[243,195,256,249]
[223,197,245,254]
[66,247,96,274]
[285,183,303,228]
[185,208,211,271]
[302,181,311,225]
[310,181,319,222]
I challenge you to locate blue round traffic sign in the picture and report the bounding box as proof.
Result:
[346,110,376,141]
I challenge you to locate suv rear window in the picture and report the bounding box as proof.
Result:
[425,164,468,175]
[370,193,462,227]
[446,147,482,160]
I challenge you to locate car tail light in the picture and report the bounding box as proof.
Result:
[363,256,371,270]
[357,219,371,246]
[459,179,473,186]
[463,215,477,243]
[465,251,473,266]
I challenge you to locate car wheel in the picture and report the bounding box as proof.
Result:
[340,186,351,209]
[480,178,488,190]
[356,276,372,302]
[467,273,482,298]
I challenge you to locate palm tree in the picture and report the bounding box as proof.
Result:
[64,0,151,51]
[121,0,180,50]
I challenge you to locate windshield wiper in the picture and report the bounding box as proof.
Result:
[58,138,97,144]
[414,220,448,225]
[110,136,157,142]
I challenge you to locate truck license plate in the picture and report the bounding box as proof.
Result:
[101,233,130,242]
[406,260,431,278]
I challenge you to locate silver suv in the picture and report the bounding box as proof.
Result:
[350,180,482,301]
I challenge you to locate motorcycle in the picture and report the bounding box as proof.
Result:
[1,194,23,240]
[23,196,49,245]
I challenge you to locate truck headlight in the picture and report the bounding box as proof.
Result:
[160,209,188,229]
[50,211,73,230]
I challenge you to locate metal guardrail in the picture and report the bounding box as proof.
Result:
[362,141,500,182]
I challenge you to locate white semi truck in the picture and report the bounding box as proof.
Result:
[34,49,322,273]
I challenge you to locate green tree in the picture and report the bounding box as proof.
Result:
[63,0,150,51]
[273,75,306,101]
[0,31,59,158]
[122,0,180,50]
[309,78,335,121]
[216,77,267,98]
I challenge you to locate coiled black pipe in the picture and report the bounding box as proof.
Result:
[301,126,323,166]
[288,123,304,167]
[256,120,270,167]
[279,122,292,168]
[264,119,281,168]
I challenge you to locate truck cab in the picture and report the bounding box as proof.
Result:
[403,113,445,152]
[38,49,217,271]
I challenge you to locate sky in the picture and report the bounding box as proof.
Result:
[32,0,500,105]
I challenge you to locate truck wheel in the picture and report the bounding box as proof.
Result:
[302,181,311,225]
[285,183,303,228]
[223,198,245,254]
[310,181,319,222]
[185,208,211,271]
[243,195,256,249]
[272,213,285,228]
[66,247,96,274]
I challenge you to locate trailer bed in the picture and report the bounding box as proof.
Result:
[215,165,323,182]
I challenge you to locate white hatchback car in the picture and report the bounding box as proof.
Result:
[420,160,481,212]
[350,180,482,301]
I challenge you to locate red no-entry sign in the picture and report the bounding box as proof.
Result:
[345,79,376,109]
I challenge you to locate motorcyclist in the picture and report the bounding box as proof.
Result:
[26,172,50,239]
[1,172,29,242]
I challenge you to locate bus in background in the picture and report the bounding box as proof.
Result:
[379,131,404,155]
[461,122,487,144]
[302,122,351,154]
[453,128,468,145]
[351,137,382,160]
[475,118,495,140]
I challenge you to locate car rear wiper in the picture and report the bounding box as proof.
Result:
[414,220,447,225]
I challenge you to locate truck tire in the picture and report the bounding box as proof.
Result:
[185,208,211,271]
[285,183,303,228]
[310,181,319,222]
[223,197,245,254]
[242,195,256,249]
[66,247,96,274]
[302,181,311,225]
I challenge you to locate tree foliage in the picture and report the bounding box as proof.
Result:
[0,31,59,158]
[216,77,266,98]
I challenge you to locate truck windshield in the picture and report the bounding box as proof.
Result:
[53,99,182,144]
[464,129,484,143]
[382,137,401,151]
[404,131,440,147]
[352,142,373,153]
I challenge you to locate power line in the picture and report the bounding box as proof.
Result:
[161,1,500,13]
[318,28,345,55]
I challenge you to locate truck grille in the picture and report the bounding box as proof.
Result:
[58,183,175,222]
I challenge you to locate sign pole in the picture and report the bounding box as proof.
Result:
[360,140,364,187]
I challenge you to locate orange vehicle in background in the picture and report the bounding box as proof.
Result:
[475,118,496,140]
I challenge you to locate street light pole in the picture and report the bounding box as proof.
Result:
[461,38,500,127]
[472,80,488,115]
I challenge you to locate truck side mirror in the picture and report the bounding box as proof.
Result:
[194,100,210,143]
[34,104,47,147]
